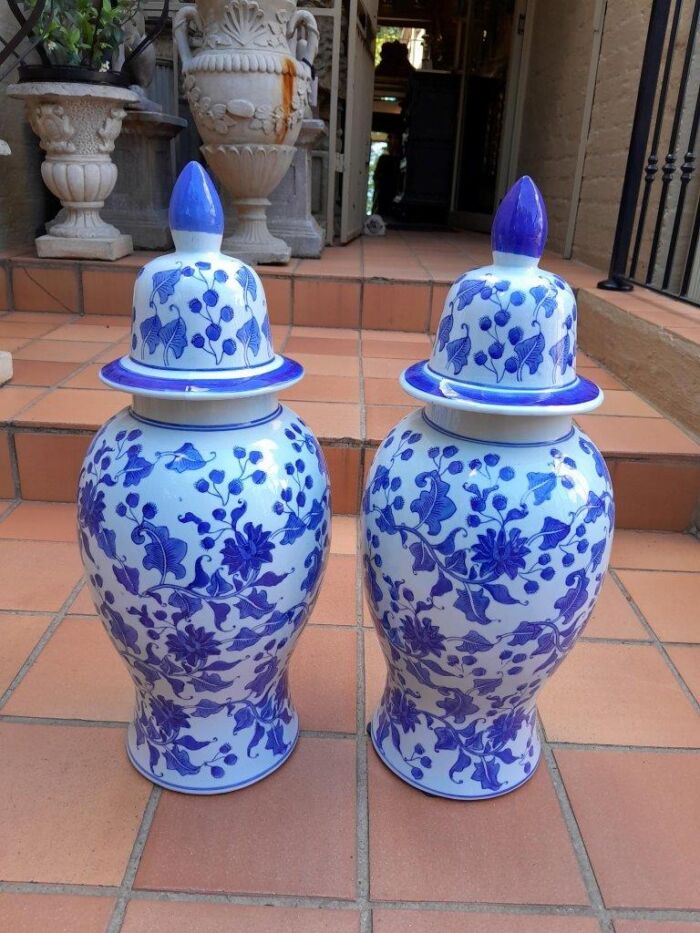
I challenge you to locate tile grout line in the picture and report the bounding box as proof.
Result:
[106,784,162,933]
[354,511,372,933]
[0,576,86,710]
[610,568,700,715]
[542,742,614,933]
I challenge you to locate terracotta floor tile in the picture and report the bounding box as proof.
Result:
[285,335,359,356]
[68,584,96,614]
[291,326,362,339]
[9,359,78,386]
[0,540,83,610]
[0,612,51,693]
[366,405,416,444]
[291,352,360,377]
[47,322,130,343]
[0,500,76,541]
[593,390,661,417]
[364,376,414,406]
[540,642,700,746]
[362,335,431,360]
[81,269,136,316]
[0,722,151,884]
[0,320,60,338]
[11,264,79,313]
[122,901,359,933]
[577,366,627,390]
[293,400,361,441]
[4,616,132,721]
[0,310,73,324]
[0,385,44,421]
[135,736,356,897]
[14,339,111,363]
[280,373,360,403]
[362,356,410,379]
[613,460,700,532]
[362,283,430,332]
[62,363,104,390]
[582,575,648,640]
[0,430,14,498]
[260,275,291,325]
[556,748,700,909]
[368,751,587,904]
[364,629,386,714]
[666,645,700,700]
[290,626,357,732]
[311,554,358,625]
[16,388,125,429]
[614,921,700,933]
[324,445,361,514]
[0,893,115,933]
[616,570,700,642]
[15,431,91,502]
[611,531,700,571]
[294,279,361,328]
[0,335,31,352]
[373,910,600,933]
[576,415,699,456]
[332,514,357,554]
[95,340,129,363]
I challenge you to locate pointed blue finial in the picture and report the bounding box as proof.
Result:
[491,176,547,259]
[169,161,224,236]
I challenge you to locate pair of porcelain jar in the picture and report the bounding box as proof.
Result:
[78,165,614,799]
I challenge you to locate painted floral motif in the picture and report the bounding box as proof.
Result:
[133,260,272,369]
[362,413,613,796]
[433,271,576,387]
[78,410,330,788]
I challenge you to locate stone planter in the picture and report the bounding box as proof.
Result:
[7,82,138,260]
[361,178,614,799]
[174,0,318,264]
[77,162,331,792]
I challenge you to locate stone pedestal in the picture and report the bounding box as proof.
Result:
[102,111,186,251]
[268,118,326,259]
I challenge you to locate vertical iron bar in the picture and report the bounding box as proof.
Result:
[646,0,700,282]
[662,0,700,289]
[630,0,683,277]
[599,0,672,291]
[680,194,700,295]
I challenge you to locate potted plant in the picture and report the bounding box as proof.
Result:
[5,0,151,259]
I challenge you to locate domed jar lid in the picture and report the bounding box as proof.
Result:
[401,176,603,416]
[101,162,303,400]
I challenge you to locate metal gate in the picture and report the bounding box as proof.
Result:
[340,0,377,242]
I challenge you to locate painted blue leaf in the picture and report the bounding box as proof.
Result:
[448,750,472,781]
[307,499,325,530]
[191,670,234,693]
[96,527,117,559]
[482,582,519,605]
[140,314,161,353]
[455,278,486,310]
[526,471,557,505]
[454,586,490,625]
[537,516,570,550]
[583,491,605,524]
[235,265,258,302]
[266,723,289,757]
[435,527,460,556]
[456,629,494,653]
[280,512,306,546]
[206,569,233,598]
[236,316,261,357]
[247,722,265,756]
[446,333,472,374]
[549,333,570,375]
[113,562,140,596]
[168,589,202,621]
[165,442,210,473]
[530,285,547,304]
[553,569,589,624]
[160,316,188,360]
[152,267,182,303]
[177,735,210,751]
[542,296,557,318]
[142,523,188,580]
[164,746,199,776]
[590,539,606,572]
[245,657,278,695]
[409,471,457,535]
[256,570,289,588]
[234,707,255,730]
[122,454,155,488]
[192,699,225,718]
[236,587,275,621]
[495,748,518,764]
[106,608,139,651]
[508,621,543,646]
[472,758,502,791]
[514,332,545,375]
[434,726,458,751]
[437,311,454,351]
[409,540,436,573]
[430,572,453,598]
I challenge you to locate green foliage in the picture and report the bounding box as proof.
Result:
[374,26,402,67]
[22,0,138,68]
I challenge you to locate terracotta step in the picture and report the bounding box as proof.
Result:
[0,314,698,530]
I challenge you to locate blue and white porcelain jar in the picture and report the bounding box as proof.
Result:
[78,162,330,793]
[362,177,614,799]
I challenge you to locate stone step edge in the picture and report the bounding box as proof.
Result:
[2,425,698,532]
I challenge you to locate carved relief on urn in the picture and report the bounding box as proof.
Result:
[174,0,319,265]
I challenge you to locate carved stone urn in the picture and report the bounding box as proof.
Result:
[7,82,138,260]
[174,0,318,265]
[362,178,614,799]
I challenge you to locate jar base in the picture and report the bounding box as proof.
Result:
[126,713,300,795]
[368,713,542,800]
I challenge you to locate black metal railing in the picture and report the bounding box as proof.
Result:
[599,0,700,305]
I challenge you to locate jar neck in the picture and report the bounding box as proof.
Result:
[425,404,572,445]
[131,393,279,429]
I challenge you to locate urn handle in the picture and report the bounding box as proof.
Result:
[287,9,319,70]
[173,4,200,71]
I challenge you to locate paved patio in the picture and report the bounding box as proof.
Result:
[0,500,698,931]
